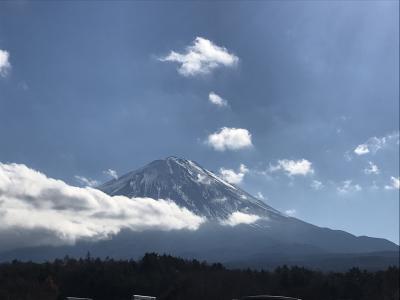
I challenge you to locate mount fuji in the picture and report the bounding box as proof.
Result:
[99,156,278,221]
[1,156,398,270]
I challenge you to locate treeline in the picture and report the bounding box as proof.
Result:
[0,253,398,300]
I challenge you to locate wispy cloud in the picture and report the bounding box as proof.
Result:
[219,164,249,184]
[74,175,99,187]
[364,161,380,175]
[196,173,212,185]
[0,49,11,77]
[206,127,253,151]
[311,180,324,190]
[103,169,118,180]
[209,92,228,107]
[337,180,362,194]
[269,159,314,176]
[256,192,265,200]
[159,37,239,76]
[384,177,400,190]
[220,211,260,226]
[0,163,205,251]
[284,209,297,217]
[353,131,399,156]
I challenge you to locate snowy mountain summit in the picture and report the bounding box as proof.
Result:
[1,156,397,267]
[99,156,279,220]
[97,156,397,256]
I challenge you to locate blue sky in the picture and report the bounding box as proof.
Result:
[0,1,399,243]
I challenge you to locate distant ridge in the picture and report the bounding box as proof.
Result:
[1,156,398,270]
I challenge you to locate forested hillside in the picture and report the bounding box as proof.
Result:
[0,253,398,300]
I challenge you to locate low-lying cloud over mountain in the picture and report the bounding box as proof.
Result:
[1,157,397,269]
[0,162,205,251]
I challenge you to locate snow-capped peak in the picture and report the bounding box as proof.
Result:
[98,156,279,220]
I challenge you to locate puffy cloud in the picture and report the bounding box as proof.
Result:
[159,37,239,76]
[384,176,400,190]
[284,209,297,217]
[364,162,380,175]
[207,127,253,151]
[209,92,228,107]
[337,180,362,194]
[220,211,260,226]
[103,169,118,180]
[0,49,11,77]
[219,164,249,185]
[354,132,399,156]
[311,180,324,190]
[269,159,314,176]
[0,163,205,251]
[74,175,99,187]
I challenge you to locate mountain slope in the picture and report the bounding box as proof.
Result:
[1,156,397,270]
[98,156,397,254]
[99,156,279,220]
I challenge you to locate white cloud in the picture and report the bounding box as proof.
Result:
[269,159,314,176]
[354,132,399,156]
[196,173,212,185]
[354,144,370,155]
[74,175,100,187]
[0,163,205,251]
[220,211,260,226]
[0,49,11,77]
[209,92,228,107]
[284,209,296,217]
[103,169,118,180]
[256,192,265,200]
[364,162,380,175]
[384,176,400,190]
[206,127,253,151]
[219,164,249,185]
[159,37,239,76]
[337,180,362,194]
[311,180,324,190]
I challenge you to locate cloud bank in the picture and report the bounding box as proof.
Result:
[0,49,11,77]
[159,37,238,76]
[207,127,253,151]
[0,163,205,251]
